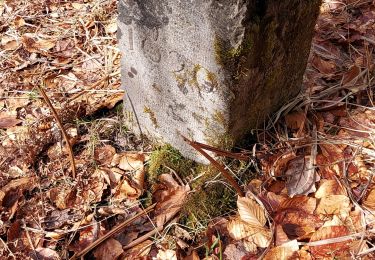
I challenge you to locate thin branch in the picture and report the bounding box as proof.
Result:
[182,135,245,197]
[36,84,77,179]
[70,203,156,259]
[186,140,250,161]
[0,237,15,259]
[123,225,163,250]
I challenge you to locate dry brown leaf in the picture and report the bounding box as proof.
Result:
[285,111,306,130]
[263,240,299,260]
[342,65,361,85]
[237,196,267,227]
[319,143,346,164]
[71,2,84,9]
[81,169,108,203]
[316,194,350,216]
[274,209,323,240]
[113,177,140,201]
[14,16,25,27]
[2,39,19,50]
[48,186,77,210]
[94,145,116,165]
[123,239,152,259]
[312,56,336,74]
[315,179,347,198]
[1,177,35,194]
[93,238,124,260]
[22,34,56,52]
[259,191,286,212]
[227,218,261,240]
[155,183,190,227]
[223,243,247,259]
[285,155,319,196]
[270,152,296,177]
[156,249,178,260]
[280,196,317,214]
[246,230,271,248]
[0,115,22,128]
[33,248,60,260]
[69,221,104,253]
[275,224,290,246]
[227,218,271,247]
[363,188,375,210]
[112,152,145,171]
[309,225,351,258]
[183,250,200,260]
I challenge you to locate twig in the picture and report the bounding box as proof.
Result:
[186,140,250,161]
[36,83,77,179]
[0,237,15,259]
[123,225,163,250]
[182,135,245,197]
[70,203,156,259]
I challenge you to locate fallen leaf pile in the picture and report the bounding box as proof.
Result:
[1,0,375,259]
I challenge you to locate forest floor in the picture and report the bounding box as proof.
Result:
[0,0,375,259]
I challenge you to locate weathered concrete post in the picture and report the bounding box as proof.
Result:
[118,1,321,162]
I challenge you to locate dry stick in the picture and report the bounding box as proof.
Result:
[182,136,245,197]
[70,203,156,260]
[123,225,163,250]
[0,237,15,259]
[186,140,250,161]
[36,84,77,179]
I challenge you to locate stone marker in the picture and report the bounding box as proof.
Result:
[118,0,321,162]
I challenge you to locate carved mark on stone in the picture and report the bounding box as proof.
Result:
[128,28,134,50]
[128,72,134,78]
[152,83,162,92]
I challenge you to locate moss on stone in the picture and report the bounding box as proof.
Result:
[212,110,227,128]
[148,144,195,182]
[146,144,257,235]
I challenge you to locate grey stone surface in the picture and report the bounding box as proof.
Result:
[118,0,320,162]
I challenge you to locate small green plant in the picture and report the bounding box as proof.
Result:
[205,233,223,260]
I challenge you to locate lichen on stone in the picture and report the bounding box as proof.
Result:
[143,106,158,128]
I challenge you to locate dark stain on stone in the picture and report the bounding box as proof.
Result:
[141,38,162,63]
[178,84,188,95]
[152,83,162,92]
[130,67,138,74]
[119,0,169,29]
[117,26,123,40]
